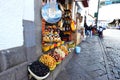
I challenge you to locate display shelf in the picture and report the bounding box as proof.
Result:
[39,2,76,80]
[44,48,74,80]
[28,49,74,80]
[42,41,65,53]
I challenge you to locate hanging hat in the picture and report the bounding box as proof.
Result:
[41,2,62,23]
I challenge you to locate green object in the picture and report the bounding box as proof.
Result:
[94,13,98,17]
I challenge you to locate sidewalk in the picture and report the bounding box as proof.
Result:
[55,36,108,80]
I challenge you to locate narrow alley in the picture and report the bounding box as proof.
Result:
[1,0,120,80]
[101,29,120,80]
[56,29,120,80]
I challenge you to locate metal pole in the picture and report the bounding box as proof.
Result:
[96,0,100,28]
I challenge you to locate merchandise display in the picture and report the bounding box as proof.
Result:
[48,52,62,64]
[39,54,57,71]
[28,61,50,80]
[28,0,81,79]
[41,0,62,23]
[40,2,76,79]
[42,43,50,52]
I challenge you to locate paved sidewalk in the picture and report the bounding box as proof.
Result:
[55,36,108,80]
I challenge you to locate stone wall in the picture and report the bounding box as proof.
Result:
[0,0,42,80]
[0,0,75,80]
[0,46,28,80]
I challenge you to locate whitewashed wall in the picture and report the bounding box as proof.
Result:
[0,0,34,50]
[23,0,34,21]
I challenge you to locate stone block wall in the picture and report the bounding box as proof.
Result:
[0,0,75,80]
[0,47,28,80]
[0,0,42,80]
[0,21,41,80]
[0,47,26,72]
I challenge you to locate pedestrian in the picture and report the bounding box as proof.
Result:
[84,22,89,36]
[98,26,103,38]
[87,24,93,37]
[92,25,97,35]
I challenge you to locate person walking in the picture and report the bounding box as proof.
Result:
[87,24,93,37]
[98,26,103,38]
[84,22,89,36]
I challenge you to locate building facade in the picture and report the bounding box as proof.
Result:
[0,0,42,80]
[0,0,89,80]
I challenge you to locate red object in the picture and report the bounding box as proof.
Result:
[82,0,89,7]
[42,19,46,34]
[54,44,57,47]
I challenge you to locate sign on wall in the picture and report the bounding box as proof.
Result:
[105,0,112,5]
[0,0,24,50]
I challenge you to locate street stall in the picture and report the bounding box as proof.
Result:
[28,0,86,80]
[28,0,76,80]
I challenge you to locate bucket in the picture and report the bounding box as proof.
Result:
[75,46,81,54]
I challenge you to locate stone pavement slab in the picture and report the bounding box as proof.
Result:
[55,36,108,80]
[100,30,120,80]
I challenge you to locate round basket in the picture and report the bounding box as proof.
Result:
[28,67,50,80]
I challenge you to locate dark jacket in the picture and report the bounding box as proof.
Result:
[84,23,88,30]
[87,25,92,30]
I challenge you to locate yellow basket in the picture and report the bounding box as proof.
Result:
[50,44,54,49]
[57,42,61,47]
[42,45,50,52]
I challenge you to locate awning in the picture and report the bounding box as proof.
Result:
[75,0,89,7]
[82,0,89,7]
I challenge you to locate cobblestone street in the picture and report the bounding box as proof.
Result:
[101,29,120,80]
[56,36,108,80]
[1,0,120,80]
[55,29,120,80]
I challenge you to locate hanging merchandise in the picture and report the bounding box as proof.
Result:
[71,20,76,32]
[58,19,63,28]
[41,0,62,23]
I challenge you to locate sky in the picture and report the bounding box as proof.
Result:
[85,0,98,25]
[88,0,98,16]
[98,4,120,20]
[88,0,120,21]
